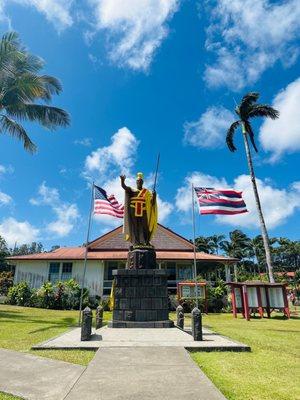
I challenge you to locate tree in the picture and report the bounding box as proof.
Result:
[195,236,214,253]
[11,242,44,256]
[220,230,251,260]
[208,234,225,255]
[0,236,9,271]
[226,92,279,283]
[0,32,70,152]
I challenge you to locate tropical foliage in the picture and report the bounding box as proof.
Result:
[195,230,300,283]
[0,31,70,152]
[226,92,279,283]
[5,279,90,309]
[0,239,45,272]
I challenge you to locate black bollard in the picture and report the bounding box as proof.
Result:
[81,306,93,341]
[176,305,184,329]
[96,305,104,329]
[191,307,203,341]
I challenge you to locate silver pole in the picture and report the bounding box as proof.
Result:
[78,181,94,326]
[192,183,199,309]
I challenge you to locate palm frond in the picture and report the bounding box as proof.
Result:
[239,92,260,118]
[0,115,36,152]
[39,75,62,100]
[2,73,47,104]
[248,104,279,120]
[8,104,70,129]
[226,120,240,152]
[244,120,258,152]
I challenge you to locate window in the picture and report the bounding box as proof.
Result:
[48,262,73,283]
[103,261,126,295]
[177,264,193,281]
[61,262,72,281]
[48,262,60,283]
[161,262,176,280]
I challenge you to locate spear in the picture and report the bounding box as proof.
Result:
[153,153,160,192]
[148,153,160,241]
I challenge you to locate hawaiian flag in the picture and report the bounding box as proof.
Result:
[194,187,248,215]
[93,185,124,218]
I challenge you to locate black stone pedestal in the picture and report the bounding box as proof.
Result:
[109,269,174,328]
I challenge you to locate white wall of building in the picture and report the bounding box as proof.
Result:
[14,259,105,296]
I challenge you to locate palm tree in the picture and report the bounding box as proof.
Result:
[226,92,279,283]
[195,236,214,254]
[221,230,250,260]
[208,234,225,254]
[0,32,70,152]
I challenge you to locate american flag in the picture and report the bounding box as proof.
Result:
[194,187,248,215]
[93,185,124,218]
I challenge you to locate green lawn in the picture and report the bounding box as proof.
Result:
[0,393,23,400]
[0,305,110,365]
[0,305,299,400]
[190,313,300,400]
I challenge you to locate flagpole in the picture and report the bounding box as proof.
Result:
[191,183,199,309]
[78,181,94,326]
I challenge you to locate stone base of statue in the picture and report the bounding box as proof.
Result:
[108,269,174,328]
[127,247,157,270]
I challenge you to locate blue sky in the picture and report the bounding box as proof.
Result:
[0,0,299,248]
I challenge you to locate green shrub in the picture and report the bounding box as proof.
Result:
[6,281,33,306]
[0,271,14,295]
[6,279,90,310]
[36,282,55,308]
[207,280,227,312]
[179,298,206,313]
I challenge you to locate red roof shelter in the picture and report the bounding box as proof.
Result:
[228,281,290,320]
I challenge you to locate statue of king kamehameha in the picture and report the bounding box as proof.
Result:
[120,172,157,247]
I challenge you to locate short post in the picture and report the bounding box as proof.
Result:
[81,306,93,341]
[191,307,202,341]
[96,305,104,329]
[176,305,184,329]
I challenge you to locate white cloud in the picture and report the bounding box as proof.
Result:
[0,217,39,247]
[74,137,92,147]
[2,0,73,31]
[0,191,12,205]
[47,203,79,236]
[176,172,300,230]
[88,0,180,70]
[205,0,300,90]
[184,106,234,149]
[30,181,59,205]
[84,127,173,227]
[0,164,14,176]
[259,77,300,162]
[30,182,79,237]
[175,172,227,212]
[85,127,139,180]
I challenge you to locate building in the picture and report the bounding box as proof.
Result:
[9,224,237,296]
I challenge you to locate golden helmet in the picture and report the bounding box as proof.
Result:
[136,172,144,180]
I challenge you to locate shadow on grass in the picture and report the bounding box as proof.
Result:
[0,310,77,332]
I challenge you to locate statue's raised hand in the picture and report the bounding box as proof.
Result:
[120,175,126,182]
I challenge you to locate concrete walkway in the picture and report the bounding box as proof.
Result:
[33,326,250,351]
[64,347,226,400]
[0,349,85,400]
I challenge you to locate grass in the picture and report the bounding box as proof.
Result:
[0,393,23,400]
[190,312,300,400]
[0,305,299,400]
[0,305,112,365]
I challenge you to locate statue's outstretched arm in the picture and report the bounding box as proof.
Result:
[120,175,131,192]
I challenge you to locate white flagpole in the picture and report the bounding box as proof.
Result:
[192,183,199,309]
[78,181,94,326]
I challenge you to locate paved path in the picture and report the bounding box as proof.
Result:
[64,347,226,400]
[33,326,250,351]
[0,349,85,400]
